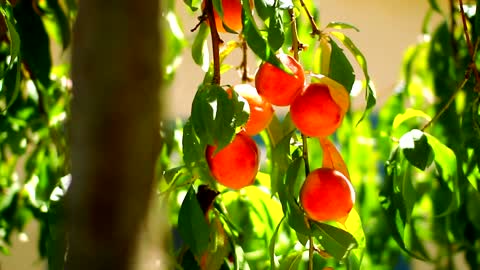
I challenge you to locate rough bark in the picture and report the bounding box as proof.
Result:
[66,1,161,269]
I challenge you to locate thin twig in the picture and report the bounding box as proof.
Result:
[205,0,222,84]
[458,0,480,84]
[240,37,252,83]
[422,68,472,131]
[288,9,300,59]
[299,0,321,36]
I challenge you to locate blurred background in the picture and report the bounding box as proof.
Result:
[1,0,448,269]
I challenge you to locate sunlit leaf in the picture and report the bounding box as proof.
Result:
[192,23,210,71]
[183,0,202,11]
[428,0,442,14]
[325,21,360,32]
[425,133,460,214]
[242,0,282,69]
[330,31,376,124]
[318,137,350,180]
[329,39,355,92]
[279,250,303,270]
[392,109,432,130]
[311,222,357,260]
[269,216,285,269]
[42,0,71,50]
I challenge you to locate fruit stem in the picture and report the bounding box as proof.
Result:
[290,7,313,270]
[205,0,222,85]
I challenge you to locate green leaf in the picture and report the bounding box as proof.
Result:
[14,0,52,88]
[381,148,423,260]
[43,0,71,50]
[475,0,480,42]
[192,23,210,71]
[191,84,246,150]
[163,10,186,83]
[403,219,431,261]
[311,222,358,260]
[428,0,443,14]
[325,21,360,32]
[392,109,432,130]
[183,0,203,11]
[279,250,303,270]
[467,188,480,230]
[329,39,355,92]
[280,157,311,235]
[399,129,434,170]
[182,120,204,167]
[1,5,21,70]
[242,0,282,69]
[269,216,286,269]
[254,0,274,20]
[344,209,365,268]
[178,186,210,256]
[267,9,284,52]
[1,61,21,112]
[330,31,376,124]
[425,133,460,214]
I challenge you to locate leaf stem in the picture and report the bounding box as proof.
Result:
[205,0,222,85]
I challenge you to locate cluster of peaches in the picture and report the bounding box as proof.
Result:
[203,0,355,223]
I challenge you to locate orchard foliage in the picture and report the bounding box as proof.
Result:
[0,0,478,270]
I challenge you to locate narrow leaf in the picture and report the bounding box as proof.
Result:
[267,9,284,51]
[392,109,432,130]
[178,186,210,256]
[311,222,358,260]
[319,137,350,180]
[329,39,355,93]
[325,21,360,32]
[192,23,210,71]
[330,31,376,124]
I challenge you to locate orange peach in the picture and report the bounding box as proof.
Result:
[206,132,259,189]
[233,84,274,136]
[290,82,347,137]
[300,168,355,222]
[255,54,305,106]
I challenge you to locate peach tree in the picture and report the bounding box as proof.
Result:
[0,0,479,270]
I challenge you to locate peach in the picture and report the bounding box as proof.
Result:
[290,82,347,137]
[255,54,305,106]
[206,132,259,189]
[233,84,274,136]
[300,168,355,222]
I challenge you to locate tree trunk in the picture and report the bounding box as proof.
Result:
[66,1,161,269]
